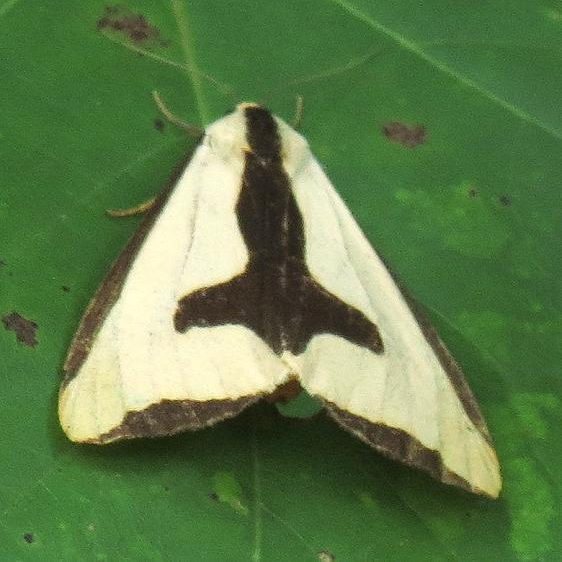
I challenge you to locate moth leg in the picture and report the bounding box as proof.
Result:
[106,197,158,217]
[105,91,204,219]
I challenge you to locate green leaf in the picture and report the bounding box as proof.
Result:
[1,1,560,560]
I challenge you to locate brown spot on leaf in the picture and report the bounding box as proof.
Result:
[468,187,479,198]
[383,121,426,148]
[154,118,165,132]
[2,312,38,347]
[318,551,336,562]
[97,5,164,45]
[23,532,34,544]
[61,285,71,293]
[499,194,512,207]
[0,258,6,267]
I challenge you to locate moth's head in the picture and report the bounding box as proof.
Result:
[204,103,309,175]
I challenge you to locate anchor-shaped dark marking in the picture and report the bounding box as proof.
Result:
[174,106,383,356]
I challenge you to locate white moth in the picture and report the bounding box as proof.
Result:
[60,103,501,498]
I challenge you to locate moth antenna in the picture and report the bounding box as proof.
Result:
[152,91,203,138]
[291,95,304,129]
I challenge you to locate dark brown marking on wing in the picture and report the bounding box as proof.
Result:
[175,106,383,356]
[323,401,496,497]
[90,396,260,444]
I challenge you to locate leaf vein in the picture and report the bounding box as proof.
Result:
[329,0,562,140]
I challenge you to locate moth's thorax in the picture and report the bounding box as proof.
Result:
[203,104,310,176]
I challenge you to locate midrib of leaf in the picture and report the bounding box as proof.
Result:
[328,0,562,141]
[169,0,211,124]
[251,425,263,561]
[249,423,320,560]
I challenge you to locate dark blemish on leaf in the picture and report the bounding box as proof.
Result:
[2,312,39,347]
[154,118,165,132]
[383,121,426,148]
[468,187,479,198]
[499,194,512,207]
[23,532,34,544]
[61,285,71,293]
[209,492,219,501]
[97,5,165,45]
[0,258,6,267]
[318,550,336,562]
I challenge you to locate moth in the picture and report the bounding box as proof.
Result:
[59,103,501,498]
